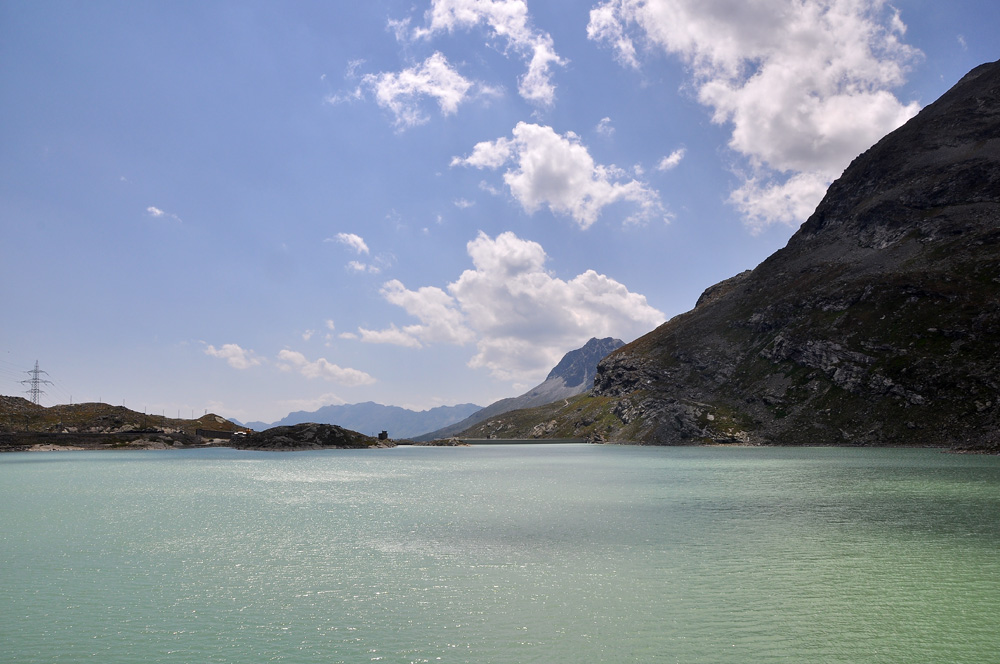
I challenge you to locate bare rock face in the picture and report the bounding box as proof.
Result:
[233,423,381,450]
[590,60,1000,448]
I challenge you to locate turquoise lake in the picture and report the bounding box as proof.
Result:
[2,445,999,663]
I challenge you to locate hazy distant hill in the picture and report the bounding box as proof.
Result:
[459,61,1000,450]
[415,337,624,441]
[244,401,483,439]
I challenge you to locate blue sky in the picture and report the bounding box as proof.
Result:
[1,0,996,424]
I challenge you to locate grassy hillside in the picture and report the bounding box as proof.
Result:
[0,395,243,436]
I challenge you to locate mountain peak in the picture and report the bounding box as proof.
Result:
[416,336,624,441]
[545,337,625,387]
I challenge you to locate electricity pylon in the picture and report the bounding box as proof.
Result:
[21,360,52,405]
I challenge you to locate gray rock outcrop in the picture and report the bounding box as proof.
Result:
[233,423,382,450]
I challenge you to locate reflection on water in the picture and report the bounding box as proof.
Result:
[2,445,999,663]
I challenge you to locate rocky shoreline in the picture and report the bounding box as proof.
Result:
[0,426,473,453]
[0,430,210,453]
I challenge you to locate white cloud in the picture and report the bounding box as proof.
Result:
[357,324,424,348]
[330,232,370,255]
[347,260,381,274]
[451,137,514,169]
[409,0,566,106]
[204,343,263,370]
[656,147,686,171]
[348,252,395,275]
[479,180,503,196]
[357,231,664,383]
[325,319,336,331]
[453,198,476,209]
[596,116,615,136]
[146,206,182,223]
[325,86,364,106]
[587,1,640,68]
[302,329,315,341]
[729,171,832,233]
[346,261,366,272]
[328,234,389,274]
[360,52,474,129]
[453,122,664,228]
[276,350,376,385]
[518,33,564,105]
[588,0,921,230]
[345,58,366,78]
[382,280,477,345]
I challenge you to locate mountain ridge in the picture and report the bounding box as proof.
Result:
[244,401,482,439]
[416,337,624,441]
[459,60,1000,450]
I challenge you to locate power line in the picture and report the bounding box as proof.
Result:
[0,358,27,384]
[20,360,53,405]
[45,377,74,405]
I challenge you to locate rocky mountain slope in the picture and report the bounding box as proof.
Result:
[416,337,623,441]
[244,401,482,439]
[478,60,1000,450]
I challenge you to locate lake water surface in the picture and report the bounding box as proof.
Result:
[2,445,999,663]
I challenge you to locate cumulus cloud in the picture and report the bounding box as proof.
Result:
[588,0,921,230]
[204,343,262,370]
[365,51,474,128]
[656,148,686,171]
[410,0,567,106]
[452,122,665,228]
[453,136,515,169]
[358,280,476,348]
[329,232,370,255]
[276,350,376,385]
[357,231,664,383]
[328,52,477,129]
[596,116,615,136]
[730,171,833,233]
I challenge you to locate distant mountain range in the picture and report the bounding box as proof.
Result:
[242,337,624,440]
[413,337,624,441]
[242,401,483,439]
